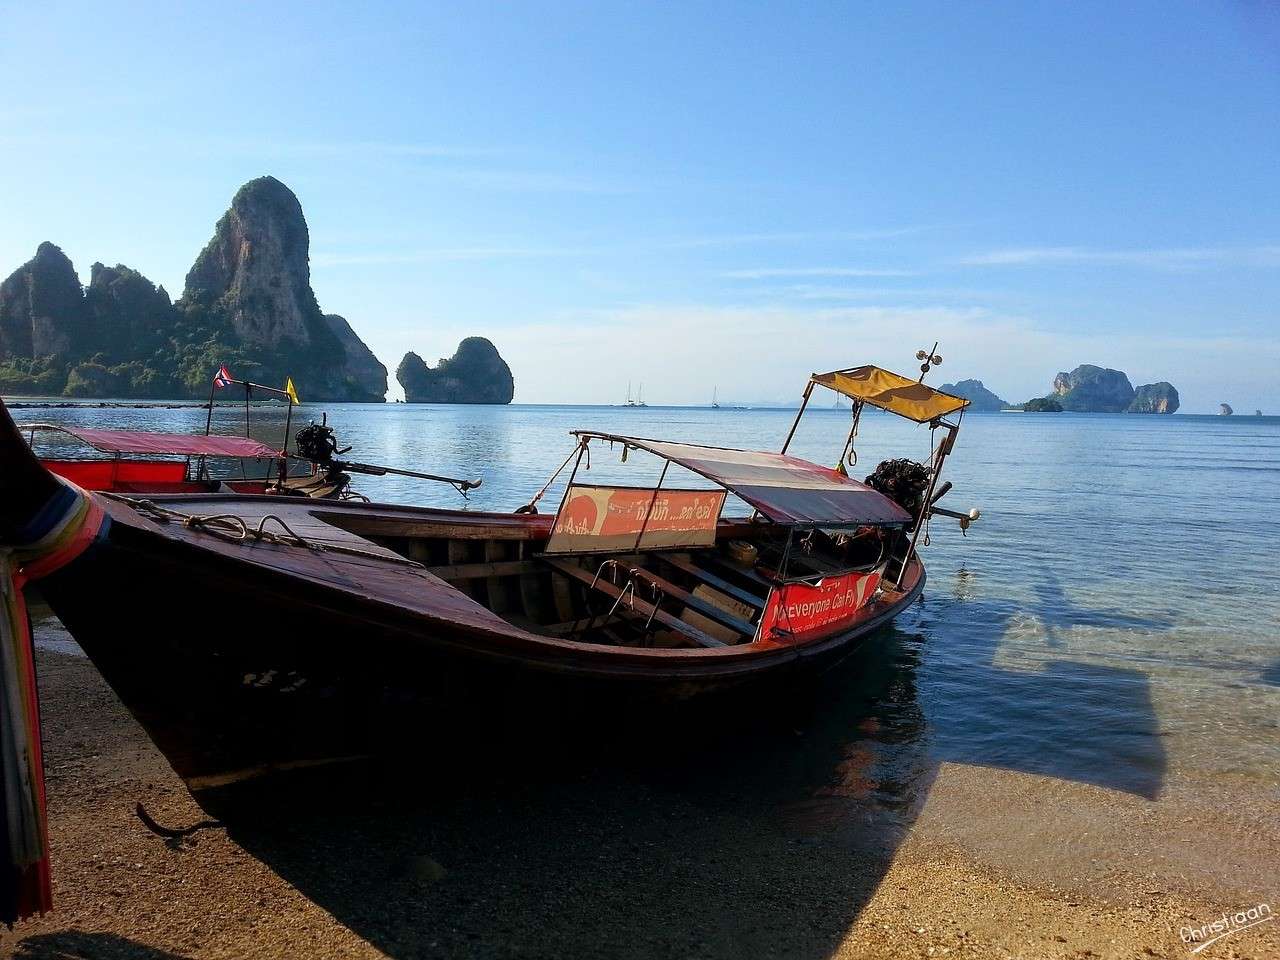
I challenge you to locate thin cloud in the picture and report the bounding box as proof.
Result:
[429,168,636,194]
[781,284,1006,301]
[666,225,934,249]
[312,246,587,266]
[722,267,916,279]
[958,245,1280,268]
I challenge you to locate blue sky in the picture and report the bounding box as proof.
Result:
[2,1,1278,410]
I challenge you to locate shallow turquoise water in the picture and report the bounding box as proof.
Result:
[14,401,1280,802]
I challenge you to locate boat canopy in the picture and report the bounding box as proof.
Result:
[572,432,912,527]
[811,365,968,422]
[27,424,283,459]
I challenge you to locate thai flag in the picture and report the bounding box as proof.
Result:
[213,365,234,388]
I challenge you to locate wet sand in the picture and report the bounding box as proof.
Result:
[3,628,1277,960]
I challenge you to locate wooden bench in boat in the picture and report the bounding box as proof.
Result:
[622,565,757,638]
[659,554,768,610]
[541,557,728,648]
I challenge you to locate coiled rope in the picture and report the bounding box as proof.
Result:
[111,497,423,568]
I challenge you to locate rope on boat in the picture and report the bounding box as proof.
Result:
[134,803,223,843]
[515,440,586,514]
[111,498,424,568]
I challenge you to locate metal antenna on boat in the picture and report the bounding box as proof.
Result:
[915,342,943,382]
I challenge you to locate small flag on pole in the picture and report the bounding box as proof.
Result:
[213,365,234,388]
[284,377,300,405]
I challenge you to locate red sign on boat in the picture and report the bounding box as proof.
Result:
[546,485,725,554]
[758,567,884,643]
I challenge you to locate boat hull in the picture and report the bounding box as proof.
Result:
[38,509,925,793]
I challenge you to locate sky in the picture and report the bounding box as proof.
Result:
[2,1,1278,410]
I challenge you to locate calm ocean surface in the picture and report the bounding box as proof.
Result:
[14,400,1280,806]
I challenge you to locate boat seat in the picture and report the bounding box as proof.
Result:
[660,554,767,609]
[541,557,727,648]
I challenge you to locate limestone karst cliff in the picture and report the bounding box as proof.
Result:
[1018,364,1180,414]
[1052,365,1135,412]
[397,338,515,404]
[0,242,90,362]
[1127,381,1180,414]
[0,178,388,401]
[179,177,387,401]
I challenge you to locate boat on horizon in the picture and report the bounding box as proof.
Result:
[0,362,976,801]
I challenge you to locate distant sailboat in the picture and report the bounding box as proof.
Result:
[623,381,639,408]
[636,383,648,407]
[1220,402,1234,416]
[711,386,720,409]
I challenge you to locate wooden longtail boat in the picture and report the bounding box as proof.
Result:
[24,422,306,495]
[22,415,481,501]
[0,362,975,798]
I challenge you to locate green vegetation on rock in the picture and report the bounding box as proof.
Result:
[397,338,515,404]
[0,178,388,401]
[1023,397,1064,412]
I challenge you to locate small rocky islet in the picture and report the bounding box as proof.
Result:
[943,365,1180,414]
[0,177,514,404]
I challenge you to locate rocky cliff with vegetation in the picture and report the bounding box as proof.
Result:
[1019,364,1179,414]
[1128,381,1179,414]
[938,379,1009,411]
[397,337,515,403]
[0,177,387,401]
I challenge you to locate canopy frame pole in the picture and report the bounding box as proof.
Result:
[547,438,589,533]
[779,380,815,456]
[632,459,671,554]
[778,526,796,581]
[894,419,958,586]
[197,377,218,480]
[280,397,296,487]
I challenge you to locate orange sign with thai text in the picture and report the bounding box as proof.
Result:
[758,567,883,643]
[546,485,725,554]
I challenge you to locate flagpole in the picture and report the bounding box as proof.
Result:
[283,394,295,462]
[197,375,220,479]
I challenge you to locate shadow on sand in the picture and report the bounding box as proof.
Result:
[198,592,1167,959]
[13,931,192,960]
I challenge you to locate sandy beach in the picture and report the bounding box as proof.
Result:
[2,617,1276,960]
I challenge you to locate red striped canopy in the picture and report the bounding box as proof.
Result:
[31,425,282,459]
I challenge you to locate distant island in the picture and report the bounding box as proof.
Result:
[397,338,515,404]
[939,379,1010,411]
[1023,397,1063,413]
[941,367,1180,414]
[0,176,513,403]
[1019,364,1179,414]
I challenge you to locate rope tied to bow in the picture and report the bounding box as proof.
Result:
[111,497,423,568]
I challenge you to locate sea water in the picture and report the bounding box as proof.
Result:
[14,401,1280,807]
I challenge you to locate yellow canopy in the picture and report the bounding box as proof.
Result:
[811,365,968,423]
